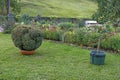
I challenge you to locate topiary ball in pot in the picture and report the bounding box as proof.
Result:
[11,25,43,55]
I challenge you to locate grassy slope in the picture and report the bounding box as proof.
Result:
[20,0,97,18]
[0,33,120,80]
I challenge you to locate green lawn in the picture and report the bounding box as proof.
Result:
[19,0,97,18]
[0,33,120,80]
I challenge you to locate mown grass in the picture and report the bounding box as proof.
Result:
[19,0,97,18]
[0,33,120,80]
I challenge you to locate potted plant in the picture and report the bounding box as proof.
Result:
[11,25,43,55]
[90,26,106,65]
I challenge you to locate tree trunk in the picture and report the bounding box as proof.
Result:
[6,0,10,14]
[97,36,101,53]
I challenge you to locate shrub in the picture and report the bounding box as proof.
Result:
[0,14,16,34]
[57,22,74,29]
[63,31,77,43]
[74,29,86,44]
[43,29,59,41]
[116,27,120,33]
[74,28,99,47]
[34,14,41,22]
[87,32,100,47]
[20,14,31,24]
[11,25,43,51]
[2,23,18,34]
[80,27,95,33]
[101,39,112,50]
[0,16,16,34]
[80,32,94,46]
[2,24,14,34]
[0,15,7,25]
[58,30,65,41]
[101,34,120,51]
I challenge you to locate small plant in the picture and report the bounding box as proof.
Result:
[44,29,59,41]
[34,14,41,23]
[0,15,7,25]
[90,25,108,65]
[74,28,85,45]
[20,14,31,24]
[11,25,43,51]
[57,22,74,29]
[63,31,77,43]
[0,14,15,34]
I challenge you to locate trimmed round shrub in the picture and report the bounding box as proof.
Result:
[11,25,43,51]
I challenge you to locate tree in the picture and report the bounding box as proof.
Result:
[6,0,10,14]
[93,0,120,24]
[10,0,21,15]
[0,0,21,15]
[0,0,5,15]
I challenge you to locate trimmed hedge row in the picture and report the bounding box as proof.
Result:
[42,28,120,53]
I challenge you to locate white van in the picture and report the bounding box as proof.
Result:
[85,20,98,27]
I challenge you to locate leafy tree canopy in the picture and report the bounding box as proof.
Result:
[0,0,21,15]
[93,0,120,24]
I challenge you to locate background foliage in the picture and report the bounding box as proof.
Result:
[93,0,120,23]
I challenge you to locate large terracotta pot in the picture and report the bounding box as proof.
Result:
[20,50,35,55]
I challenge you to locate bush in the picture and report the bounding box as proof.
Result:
[58,30,65,41]
[74,28,100,47]
[57,22,74,29]
[20,14,31,24]
[2,23,17,34]
[0,14,16,34]
[2,24,14,34]
[87,32,100,47]
[63,31,77,43]
[80,33,93,46]
[43,29,59,41]
[101,34,120,51]
[74,29,86,44]
[116,27,120,32]
[11,25,43,51]
[0,15,7,25]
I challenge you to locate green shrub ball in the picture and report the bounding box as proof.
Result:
[11,25,43,51]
